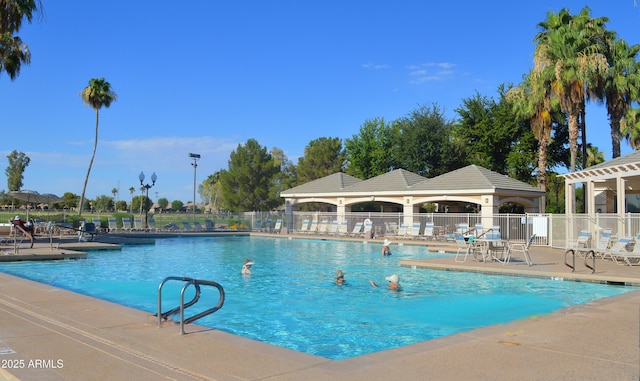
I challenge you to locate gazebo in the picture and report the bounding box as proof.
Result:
[281,165,545,229]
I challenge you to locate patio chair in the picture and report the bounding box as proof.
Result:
[253,218,262,232]
[193,221,204,231]
[396,224,408,239]
[349,222,363,237]
[298,219,310,234]
[327,220,338,235]
[272,219,282,234]
[318,220,329,234]
[567,230,592,256]
[594,229,613,257]
[408,222,421,240]
[609,234,640,266]
[601,236,633,262]
[122,218,132,232]
[454,234,474,262]
[508,234,535,266]
[474,224,484,238]
[307,220,319,234]
[205,219,215,231]
[147,217,158,232]
[92,218,103,233]
[133,218,144,231]
[421,222,435,240]
[337,220,349,236]
[182,222,194,231]
[107,217,118,232]
[78,220,98,242]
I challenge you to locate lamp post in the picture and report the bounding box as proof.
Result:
[189,153,201,223]
[139,171,157,229]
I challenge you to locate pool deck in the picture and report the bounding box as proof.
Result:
[0,233,639,380]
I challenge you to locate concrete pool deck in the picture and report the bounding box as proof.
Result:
[0,235,639,380]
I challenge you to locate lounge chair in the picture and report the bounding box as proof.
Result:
[193,221,204,231]
[253,219,262,232]
[107,217,118,232]
[456,223,470,235]
[307,220,319,234]
[567,230,592,256]
[133,218,144,231]
[408,222,421,240]
[327,220,338,235]
[609,234,640,266]
[318,220,329,234]
[205,219,215,231]
[182,222,193,231]
[349,222,363,237]
[594,229,613,257]
[474,224,484,238]
[263,218,272,232]
[508,234,535,266]
[92,218,103,233]
[385,222,398,236]
[338,220,349,236]
[298,219,310,234]
[122,218,132,232]
[147,217,158,232]
[602,236,633,261]
[396,224,408,239]
[272,219,282,234]
[421,222,435,240]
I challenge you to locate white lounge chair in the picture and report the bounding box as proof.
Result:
[318,220,329,234]
[408,222,421,239]
[272,219,282,234]
[350,222,363,237]
[362,219,373,238]
[298,219,310,234]
[609,234,640,266]
[396,224,408,239]
[307,220,318,234]
[133,217,144,231]
[327,220,338,235]
[595,229,612,257]
[338,220,349,236]
[602,236,633,261]
[122,217,132,232]
[422,222,435,240]
[107,217,118,232]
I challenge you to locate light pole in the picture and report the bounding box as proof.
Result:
[139,171,157,229]
[189,153,201,223]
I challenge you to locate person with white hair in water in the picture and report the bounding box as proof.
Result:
[370,274,401,290]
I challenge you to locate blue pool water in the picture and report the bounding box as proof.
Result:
[0,236,633,360]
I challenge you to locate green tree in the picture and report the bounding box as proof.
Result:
[344,117,397,179]
[128,186,135,213]
[219,139,280,211]
[111,187,118,203]
[61,192,80,209]
[296,137,345,183]
[131,195,152,213]
[5,150,29,191]
[115,200,127,211]
[621,107,640,149]
[78,78,117,216]
[598,38,640,158]
[171,199,184,211]
[394,103,457,177]
[93,194,114,212]
[534,6,610,172]
[0,0,42,80]
[454,89,522,175]
[157,197,169,209]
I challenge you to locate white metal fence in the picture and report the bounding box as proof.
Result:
[241,211,640,249]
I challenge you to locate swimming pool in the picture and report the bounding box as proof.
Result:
[0,236,633,360]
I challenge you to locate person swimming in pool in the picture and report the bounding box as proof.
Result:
[370,274,401,290]
[242,259,254,274]
[335,269,346,285]
[381,239,392,256]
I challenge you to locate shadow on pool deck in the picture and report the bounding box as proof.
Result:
[0,235,639,380]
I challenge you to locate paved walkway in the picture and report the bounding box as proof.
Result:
[0,235,639,380]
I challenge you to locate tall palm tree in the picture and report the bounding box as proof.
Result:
[78,78,117,216]
[598,39,640,158]
[621,108,640,149]
[0,0,42,80]
[534,7,609,172]
[507,70,555,191]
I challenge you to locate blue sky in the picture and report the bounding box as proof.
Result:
[1,1,639,204]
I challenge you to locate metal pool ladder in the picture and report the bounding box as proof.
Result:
[157,276,225,334]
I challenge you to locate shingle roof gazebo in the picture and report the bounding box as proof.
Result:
[281,165,545,229]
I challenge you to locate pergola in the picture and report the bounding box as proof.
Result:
[561,149,640,216]
[281,165,545,228]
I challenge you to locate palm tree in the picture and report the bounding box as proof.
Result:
[0,0,41,80]
[78,78,117,216]
[129,186,135,213]
[621,108,640,149]
[534,7,609,172]
[598,39,640,158]
[507,70,555,191]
